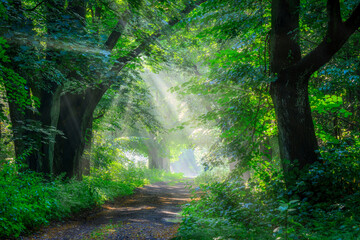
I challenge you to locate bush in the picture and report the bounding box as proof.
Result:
[177,140,360,239]
[177,177,274,239]
[0,163,57,238]
[0,160,183,239]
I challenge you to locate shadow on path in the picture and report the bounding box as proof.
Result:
[23,180,193,240]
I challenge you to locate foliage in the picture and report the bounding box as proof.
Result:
[194,165,230,185]
[0,160,182,238]
[165,0,276,168]
[177,177,274,239]
[142,167,184,183]
[1,0,360,238]
[0,163,57,238]
[177,139,360,239]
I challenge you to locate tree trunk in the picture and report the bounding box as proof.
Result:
[37,86,62,174]
[148,139,161,169]
[148,150,160,169]
[80,119,92,176]
[54,87,106,178]
[269,0,360,179]
[270,0,320,175]
[3,0,35,168]
[270,72,319,174]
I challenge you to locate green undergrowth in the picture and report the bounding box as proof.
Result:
[144,168,185,183]
[85,222,123,240]
[0,161,183,239]
[193,165,230,185]
[176,141,360,239]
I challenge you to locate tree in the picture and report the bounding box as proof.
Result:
[269,0,360,177]
[163,0,360,183]
[50,0,208,178]
[2,0,207,178]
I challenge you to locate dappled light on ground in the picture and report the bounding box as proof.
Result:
[23,181,192,240]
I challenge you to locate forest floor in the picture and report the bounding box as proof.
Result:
[21,180,192,240]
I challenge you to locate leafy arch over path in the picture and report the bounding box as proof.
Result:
[2,0,208,178]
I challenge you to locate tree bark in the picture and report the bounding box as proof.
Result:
[148,150,160,169]
[53,86,107,178]
[270,0,360,178]
[37,86,62,174]
[80,119,92,176]
[270,72,319,173]
[3,0,39,169]
[270,0,317,175]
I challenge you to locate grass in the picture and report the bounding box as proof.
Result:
[176,162,360,240]
[85,222,123,240]
[0,161,183,239]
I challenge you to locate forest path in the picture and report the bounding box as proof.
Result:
[23,180,192,240]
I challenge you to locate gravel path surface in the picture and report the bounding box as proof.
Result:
[22,180,192,240]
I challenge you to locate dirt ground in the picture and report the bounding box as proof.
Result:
[21,180,192,240]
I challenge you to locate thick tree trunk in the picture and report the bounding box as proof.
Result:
[270,73,319,174]
[146,133,169,170]
[149,157,169,170]
[3,0,36,168]
[37,86,62,174]
[270,0,319,175]
[7,101,27,163]
[80,119,92,176]
[269,0,360,179]
[54,87,106,178]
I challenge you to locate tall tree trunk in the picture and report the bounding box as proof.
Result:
[147,136,161,169]
[270,73,319,173]
[37,86,62,174]
[29,0,64,174]
[270,0,360,180]
[54,87,106,178]
[3,0,39,169]
[270,0,318,175]
[148,150,160,169]
[80,119,92,176]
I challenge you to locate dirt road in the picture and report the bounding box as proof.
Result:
[22,180,192,240]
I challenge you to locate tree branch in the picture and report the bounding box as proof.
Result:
[294,2,360,77]
[24,0,46,11]
[111,0,207,73]
[92,0,208,96]
[327,0,342,36]
[93,111,106,120]
[105,10,130,50]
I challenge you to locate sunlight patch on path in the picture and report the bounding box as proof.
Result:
[85,222,180,240]
[22,181,192,240]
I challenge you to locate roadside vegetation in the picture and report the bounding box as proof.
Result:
[177,141,360,239]
[2,0,360,239]
[0,160,183,238]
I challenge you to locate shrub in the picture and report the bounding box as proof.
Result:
[0,160,183,238]
[177,140,360,239]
